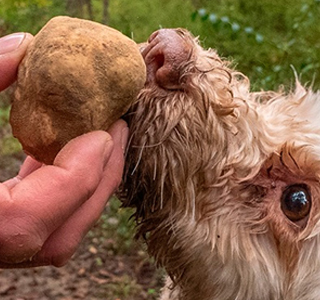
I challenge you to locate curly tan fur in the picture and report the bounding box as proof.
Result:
[121,28,320,300]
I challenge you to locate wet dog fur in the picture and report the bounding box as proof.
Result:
[121,28,320,300]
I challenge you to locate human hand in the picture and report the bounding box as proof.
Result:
[0,32,33,90]
[0,33,129,267]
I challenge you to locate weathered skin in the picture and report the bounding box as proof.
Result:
[10,16,146,164]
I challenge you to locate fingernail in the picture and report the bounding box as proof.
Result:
[0,33,26,55]
[121,127,129,153]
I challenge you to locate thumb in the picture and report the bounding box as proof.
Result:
[0,32,33,91]
[53,130,114,174]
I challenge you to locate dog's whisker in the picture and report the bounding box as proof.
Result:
[130,139,146,176]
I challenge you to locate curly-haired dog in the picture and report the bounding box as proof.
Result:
[121,28,320,300]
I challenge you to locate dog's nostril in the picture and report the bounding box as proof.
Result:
[154,53,165,71]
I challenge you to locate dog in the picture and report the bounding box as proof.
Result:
[120,28,320,300]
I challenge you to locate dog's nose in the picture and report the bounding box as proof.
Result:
[141,29,193,89]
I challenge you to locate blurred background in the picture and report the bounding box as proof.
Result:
[0,0,319,299]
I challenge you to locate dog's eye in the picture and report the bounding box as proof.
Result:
[281,184,311,222]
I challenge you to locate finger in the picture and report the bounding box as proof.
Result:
[0,33,33,91]
[3,156,43,189]
[31,120,129,267]
[18,156,43,177]
[0,130,114,263]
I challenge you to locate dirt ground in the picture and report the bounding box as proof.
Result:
[0,150,164,300]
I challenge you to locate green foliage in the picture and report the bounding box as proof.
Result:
[0,0,64,33]
[106,0,196,42]
[148,288,157,295]
[189,0,320,90]
[0,135,22,155]
[0,101,22,155]
[0,106,10,127]
[91,197,137,255]
[97,275,146,300]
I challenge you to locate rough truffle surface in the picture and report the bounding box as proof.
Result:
[10,16,146,164]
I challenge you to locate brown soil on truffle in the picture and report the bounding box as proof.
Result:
[10,16,146,164]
